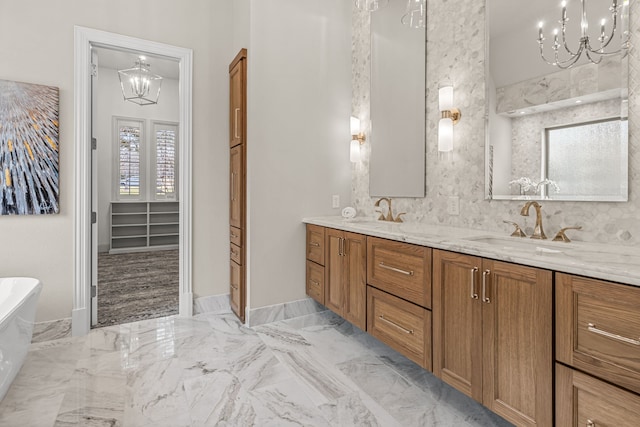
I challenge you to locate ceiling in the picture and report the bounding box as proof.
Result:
[93,46,179,80]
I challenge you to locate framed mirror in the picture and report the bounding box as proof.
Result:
[370,0,426,197]
[486,0,629,201]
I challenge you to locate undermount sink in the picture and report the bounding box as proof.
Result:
[463,236,569,254]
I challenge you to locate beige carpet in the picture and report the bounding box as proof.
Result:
[96,249,179,327]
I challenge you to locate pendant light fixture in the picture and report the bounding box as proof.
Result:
[118,56,163,106]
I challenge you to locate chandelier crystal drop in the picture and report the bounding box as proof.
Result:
[537,0,629,69]
[118,57,163,106]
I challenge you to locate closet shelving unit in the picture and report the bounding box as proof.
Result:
[109,201,179,254]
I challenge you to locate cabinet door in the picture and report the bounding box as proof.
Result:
[229,50,246,148]
[482,260,552,427]
[229,144,244,229]
[325,228,345,316]
[230,260,244,322]
[432,250,483,402]
[557,363,640,427]
[557,273,640,395]
[343,232,367,330]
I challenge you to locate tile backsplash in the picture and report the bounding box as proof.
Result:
[351,0,639,245]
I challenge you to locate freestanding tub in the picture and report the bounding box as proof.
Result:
[0,277,42,401]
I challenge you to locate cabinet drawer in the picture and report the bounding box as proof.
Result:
[556,363,640,427]
[230,243,242,265]
[367,286,431,370]
[306,260,325,305]
[557,273,640,394]
[367,237,431,308]
[306,224,325,265]
[230,226,242,247]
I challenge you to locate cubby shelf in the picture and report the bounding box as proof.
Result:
[109,201,179,254]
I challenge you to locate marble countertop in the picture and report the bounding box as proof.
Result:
[303,216,640,288]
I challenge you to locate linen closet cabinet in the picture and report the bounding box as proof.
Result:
[229,49,247,322]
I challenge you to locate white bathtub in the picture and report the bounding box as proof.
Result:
[0,277,42,401]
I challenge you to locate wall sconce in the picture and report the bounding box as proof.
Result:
[350,116,366,163]
[438,85,461,154]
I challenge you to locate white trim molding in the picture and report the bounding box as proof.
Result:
[73,26,193,336]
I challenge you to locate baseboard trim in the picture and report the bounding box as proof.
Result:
[32,318,72,343]
[193,293,231,315]
[247,298,326,328]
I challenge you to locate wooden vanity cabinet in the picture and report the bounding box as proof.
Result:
[305,224,326,305]
[229,49,247,322]
[556,273,640,394]
[556,273,640,425]
[325,228,367,330]
[432,250,553,427]
[556,363,640,427]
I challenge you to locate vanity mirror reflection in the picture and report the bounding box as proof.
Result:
[486,0,629,201]
[370,0,426,197]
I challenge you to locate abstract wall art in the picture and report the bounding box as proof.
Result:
[0,79,59,215]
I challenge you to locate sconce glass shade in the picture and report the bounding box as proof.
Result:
[350,116,361,135]
[118,57,163,106]
[355,0,388,12]
[438,118,453,152]
[350,139,361,162]
[401,0,427,29]
[439,85,454,111]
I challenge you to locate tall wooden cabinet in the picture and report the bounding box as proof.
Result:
[229,49,247,322]
[325,228,367,330]
[432,250,553,427]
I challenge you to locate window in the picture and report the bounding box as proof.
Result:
[152,122,178,200]
[115,118,144,199]
[113,118,178,201]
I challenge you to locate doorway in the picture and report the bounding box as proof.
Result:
[92,47,181,327]
[73,27,194,336]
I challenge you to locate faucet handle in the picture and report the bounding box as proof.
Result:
[552,226,582,242]
[503,220,527,237]
[394,213,406,223]
[374,208,385,221]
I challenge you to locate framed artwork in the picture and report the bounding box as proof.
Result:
[0,79,59,215]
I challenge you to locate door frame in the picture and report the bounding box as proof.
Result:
[73,26,193,336]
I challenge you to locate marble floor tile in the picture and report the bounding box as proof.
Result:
[0,310,514,426]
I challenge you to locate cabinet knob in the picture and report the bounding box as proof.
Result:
[586,420,595,427]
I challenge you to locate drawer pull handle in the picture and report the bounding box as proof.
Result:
[309,242,320,247]
[310,280,320,286]
[379,262,414,276]
[482,269,491,304]
[586,420,595,427]
[230,233,238,239]
[470,267,479,299]
[231,284,238,290]
[231,249,238,256]
[587,323,640,346]
[378,315,414,334]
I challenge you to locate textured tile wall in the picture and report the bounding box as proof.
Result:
[351,0,640,245]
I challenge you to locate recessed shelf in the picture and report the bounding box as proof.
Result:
[109,201,179,254]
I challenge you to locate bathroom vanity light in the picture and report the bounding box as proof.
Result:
[118,56,163,106]
[401,0,427,29]
[350,116,366,163]
[438,85,461,154]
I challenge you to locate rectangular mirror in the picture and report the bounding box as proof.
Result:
[370,0,426,197]
[486,0,629,201]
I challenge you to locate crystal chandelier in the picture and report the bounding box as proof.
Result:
[118,56,163,106]
[537,0,629,69]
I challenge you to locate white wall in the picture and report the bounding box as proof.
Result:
[246,0,352,309]
[0,0,233,322]
[95,66,179,251]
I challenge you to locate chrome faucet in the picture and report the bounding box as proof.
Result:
[374,197,404,222]
[520,201,546,240]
